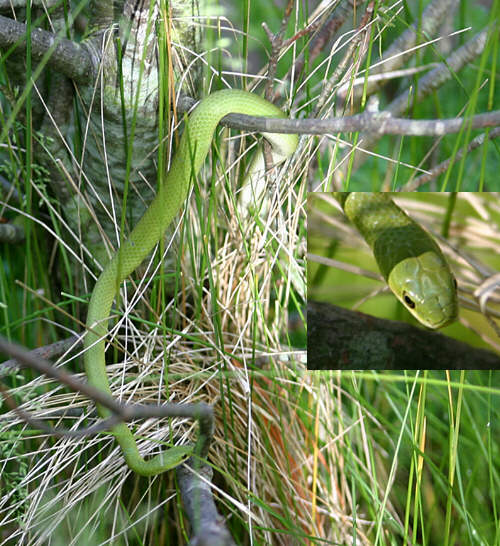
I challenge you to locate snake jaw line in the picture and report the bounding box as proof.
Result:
[388,251,458,329]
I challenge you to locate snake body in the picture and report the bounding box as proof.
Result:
[84,89,298,476]
[334,192,458,329]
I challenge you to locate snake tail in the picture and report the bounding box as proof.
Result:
[84,89,298,476]
[334,192,458,329]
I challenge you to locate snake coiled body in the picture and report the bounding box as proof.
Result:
[334,192,458,329]
[84,90,298,476]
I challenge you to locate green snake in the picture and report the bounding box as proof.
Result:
[334,192,458,329]
[84,89,298,476]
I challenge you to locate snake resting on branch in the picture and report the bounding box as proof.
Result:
[84,89,298,476]
[333,192,458,329]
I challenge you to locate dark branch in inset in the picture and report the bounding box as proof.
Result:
[307,300,500,370]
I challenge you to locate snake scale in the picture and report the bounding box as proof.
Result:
[84,90,298,476]
[334,192,458,329]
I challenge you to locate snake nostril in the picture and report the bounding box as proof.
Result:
[403,292,416,309]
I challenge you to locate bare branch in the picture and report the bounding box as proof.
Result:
[388,28,489,116]
[0,336,123,412]
[263,0,294,100]
[176,93,500,137]
[292,0,356,89]
[363,0,459,96]
[0,14,94,83]
[400,127,500,191]
[224,109,500,137]
[177,460,236,546]
[0,382,126,437]
[0,336,213,459]
[334,26,491,177]
[315,1,374,115]
[307,300,500,370]
[0,335,81,377]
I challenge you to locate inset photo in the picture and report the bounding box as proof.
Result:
[307,192,500,370]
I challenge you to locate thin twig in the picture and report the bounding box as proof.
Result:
[0,383,126,437]
[315,1,374,115]
[374,0,459,77]
[223,109,500,136]
[0,335,80,377]
[263,0,294,100]
[399,127,500,191]
[334,26,491,180]
[0,336,213,458]
[292,0,356,89]
[349,0,460,102]
[175,93,500,136]
[387,28,489,116]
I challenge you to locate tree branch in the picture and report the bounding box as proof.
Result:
[176,94,500,137]
[0,335,79,377]
[307,300,500,370]
[263,0,294,100]
[315,1,374,115]
[359,0,459,98]
[293,0,356,90]
[225,109,500,137]
[177,460,236,546]
[0,336,213,459]
[387,28,489,116]
[335,26,491,178]
[399,127,500,191]
[0,14,93,83]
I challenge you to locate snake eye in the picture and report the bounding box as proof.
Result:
[403,292,415,309]
[453,278,458,290]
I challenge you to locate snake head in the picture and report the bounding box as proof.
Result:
[387,250,458,329]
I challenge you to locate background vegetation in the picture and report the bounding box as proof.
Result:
[1,0,499,544]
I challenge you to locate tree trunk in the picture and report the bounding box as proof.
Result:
[1,0,202,270]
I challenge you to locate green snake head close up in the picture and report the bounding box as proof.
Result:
[335,192,459,330]
[387,250,458,329]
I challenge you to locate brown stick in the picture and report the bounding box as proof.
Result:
[307,300,500,370]
[177,460,236,546]
[0,336,213,459]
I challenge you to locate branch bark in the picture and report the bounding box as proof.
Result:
[0,336,213,459]
[359,0,460,98]
[176,94,500,136]
[307,300,500,370]
[177,460,236,546]
[399,127,500,191]
[0,14,94,83]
